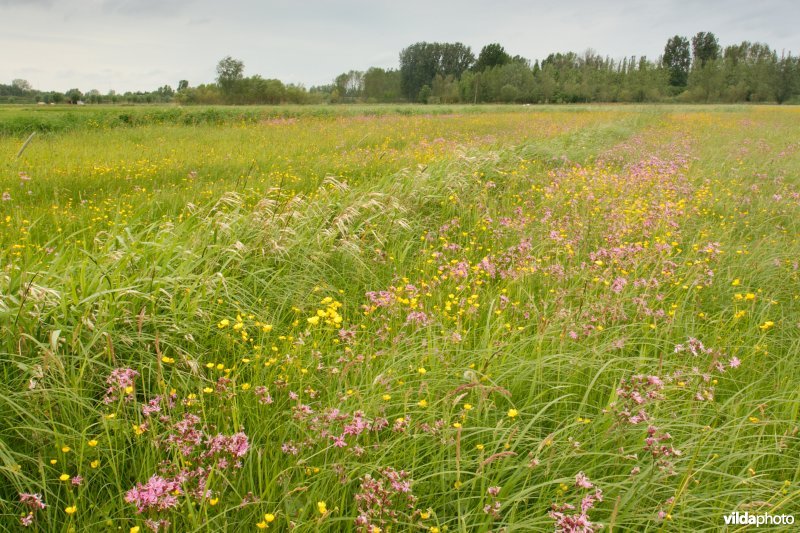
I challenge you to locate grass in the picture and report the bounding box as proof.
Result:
[0,105,798,531]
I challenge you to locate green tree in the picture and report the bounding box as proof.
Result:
[474,43,511,72]
[399,42,474,101]
[774,53,799,104]
[334,70,364,100]
[66,88,82,104]
[662,35,691,88]
[177,80,189,92]
[216,56,245,99]
[363,68,401,102]
[418,84,432,103]
[11,79,32,93]
[692,32,720,68]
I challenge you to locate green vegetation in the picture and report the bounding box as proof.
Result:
[0,106,799,531]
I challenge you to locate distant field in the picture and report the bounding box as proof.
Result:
[0,105,798,531]
[0,104,562,136]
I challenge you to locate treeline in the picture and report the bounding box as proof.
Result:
[0,80,178,105]
[4,32,799,106]
[331,35,799,104]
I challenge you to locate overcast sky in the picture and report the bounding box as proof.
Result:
[2,0,798,93]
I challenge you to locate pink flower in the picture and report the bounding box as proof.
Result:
[19,493,46,510]
[575,472,593,489]
[125,475,182,513]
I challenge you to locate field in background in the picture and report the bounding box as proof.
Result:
[1,105,799,531]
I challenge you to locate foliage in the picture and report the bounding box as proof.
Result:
[474,43,512,72]
[663,35,691,87]
[399,42,475,101]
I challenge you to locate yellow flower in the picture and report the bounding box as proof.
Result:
[759,321,774,330]
[256,521,268,529]
[463,403,473,411]
[218,319,230,328]
[131,527,140,533]
[61,446,71,453]
[732,279,741,286]
[203,387,213,394]
[418,367,427,375]
[65,505,77,515]
[420,510,431,519]
[307,316,320,326]
[452,422,462,428]
[507,408,519,418]
[59,473,70,481]
[430,527,440,533]
[91,460,100,468]
[317,501,327,514]
[241,383,251,391]
[476,443,484,450]
[417,399,428,408]
[88,439,98,447]
[264,513,276,523]
[209,497,219,506]
[382,394,391,401]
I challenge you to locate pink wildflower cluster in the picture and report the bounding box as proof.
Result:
[611,374,665,425]
[644,425,682,475]
[103,367,139,404]
[483,485,502,519]
[354,467,417,532]
[125,408,250,520]
[19,493,46,527]
[549,472,604,533]
[125,475,182,513]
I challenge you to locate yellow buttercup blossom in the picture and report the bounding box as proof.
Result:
[317,501,327,514]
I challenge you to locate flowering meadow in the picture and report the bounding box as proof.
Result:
[1,105,799,531]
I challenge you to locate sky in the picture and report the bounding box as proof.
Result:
[2,0,798,93]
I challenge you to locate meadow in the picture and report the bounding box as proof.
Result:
[0,104,798,532]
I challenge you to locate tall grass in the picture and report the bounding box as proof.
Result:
[0,106,798,531]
